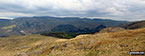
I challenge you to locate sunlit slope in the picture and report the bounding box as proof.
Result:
[0,34,59,56]
[0,28,145,56]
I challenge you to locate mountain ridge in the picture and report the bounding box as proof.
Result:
[0,16,128,37]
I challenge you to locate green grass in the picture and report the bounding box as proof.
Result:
[2,25,16,29]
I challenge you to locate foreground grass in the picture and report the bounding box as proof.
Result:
[0,34,59,56]
[0,28,145,56]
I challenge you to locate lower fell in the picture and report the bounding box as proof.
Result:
[0,28,145,56]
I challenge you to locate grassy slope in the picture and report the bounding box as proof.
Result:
[0,35,59,56]
[0,28,145,56]
[122,20,145,29]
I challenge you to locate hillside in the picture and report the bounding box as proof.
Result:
[122,20,145,29]
[0,16,127,37]
[0,19,21,37]
[0,28,144,56]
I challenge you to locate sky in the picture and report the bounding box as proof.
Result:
[0,0,145,21]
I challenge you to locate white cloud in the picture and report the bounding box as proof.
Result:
[0,17,13,19]
[0,0,145,21]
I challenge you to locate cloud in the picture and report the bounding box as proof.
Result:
[0,0,145,21]
[0,17,13,19]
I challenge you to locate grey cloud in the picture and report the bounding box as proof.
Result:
[0,0,145,21]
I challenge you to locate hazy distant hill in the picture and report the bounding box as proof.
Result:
[0,16,127,36]
[0,19,12,27]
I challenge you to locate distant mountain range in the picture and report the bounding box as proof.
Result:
[0,16,128,37]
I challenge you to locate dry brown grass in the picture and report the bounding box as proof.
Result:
[0,34,59,56]
[0,28,145,56]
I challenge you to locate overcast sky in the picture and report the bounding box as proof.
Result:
[0,0,145,21]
